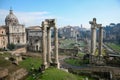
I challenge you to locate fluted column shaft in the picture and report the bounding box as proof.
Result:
[42,22,47,68]
[54,27,59,68]
[47,28,52,64]
[91,27,96,55]
[98,27,103,56]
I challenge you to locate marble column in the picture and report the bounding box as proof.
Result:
[47,27,52,65]
[91,27,96,55]
[89,18,97,64]
[98,26,103,56]
[75,32,77,43]
[41,21,47,69]
[54,27,60,68]
[90,18,97,56]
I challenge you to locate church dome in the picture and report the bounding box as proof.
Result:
[5,9,19,26]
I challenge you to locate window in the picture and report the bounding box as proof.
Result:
[17,40,20,43]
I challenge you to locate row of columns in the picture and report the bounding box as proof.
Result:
[89,18,103,63]
[41,19,59,70]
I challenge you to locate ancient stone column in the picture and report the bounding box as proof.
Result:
[75,32,77,43]
[47,27,52,65]
[41,21,47,69]
[98,26,103,56]
[54,27,60,68]
[89,18,97,64]
[91,27,96,55]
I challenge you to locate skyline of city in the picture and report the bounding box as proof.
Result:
[0,0,120,28]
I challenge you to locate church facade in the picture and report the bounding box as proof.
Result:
[0,9,26,49]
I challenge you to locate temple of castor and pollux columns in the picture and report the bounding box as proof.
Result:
[89,18,104,64]
[41,19,60,70]
[40,18,104,70]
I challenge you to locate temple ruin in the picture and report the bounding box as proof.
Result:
[41,19,59,70]
[89,18,103,64]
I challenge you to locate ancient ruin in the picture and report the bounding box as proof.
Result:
[41,19,59,70]
[89,18,103,64]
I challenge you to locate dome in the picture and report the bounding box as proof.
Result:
[5,9,19,26]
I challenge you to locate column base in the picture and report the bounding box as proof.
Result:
[50,62,60,69]
[89,55,95,64]
[47,62,52,67]
[40,63,48,72]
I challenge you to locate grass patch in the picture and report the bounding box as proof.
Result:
[94,48,106,56]
[19,57,42,71]
[64,58,89,66]
[0,55,11,67]
[19,56,42,80]
[25,67,94,80]
[77,52,85,58]
[107,43,120,52]
[40,68,78,80]
[59,39,85,49]
[41,68,95,80]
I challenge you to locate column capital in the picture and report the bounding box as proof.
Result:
[47,27,51,30]
[97,24,102,28]
[91,26,96,29]
[100,26,103,29]
[54,26,57,29]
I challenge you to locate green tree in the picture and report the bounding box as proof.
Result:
[7,43,15,50]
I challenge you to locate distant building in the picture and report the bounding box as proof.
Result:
[103,23,120,44]
[5,9,26,45]
[58,25,78,39]
[26,26,42,52]
[0,9,26,49]
[0,26,8,49]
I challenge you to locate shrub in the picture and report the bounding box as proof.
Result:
[7,43,15,50]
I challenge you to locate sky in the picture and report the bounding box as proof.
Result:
[0,0,120,28]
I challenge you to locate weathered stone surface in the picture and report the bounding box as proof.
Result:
[41,19,60,69]
[89,18,104,65]
[8,68,28,80]
[59,48,78,56]
[0,68,8,78]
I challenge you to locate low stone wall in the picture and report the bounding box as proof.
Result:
[8,68,28,80]
[0,68,8,78]
[59,48,78,55]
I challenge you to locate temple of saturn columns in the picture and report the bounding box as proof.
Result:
[89,18,103,64]
[41,19,59,70]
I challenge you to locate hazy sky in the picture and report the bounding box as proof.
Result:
[0,0,120,28]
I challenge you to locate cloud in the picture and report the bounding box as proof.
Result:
[0,9,90,28]
[0,9,60,27]
[16,11,49,26]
